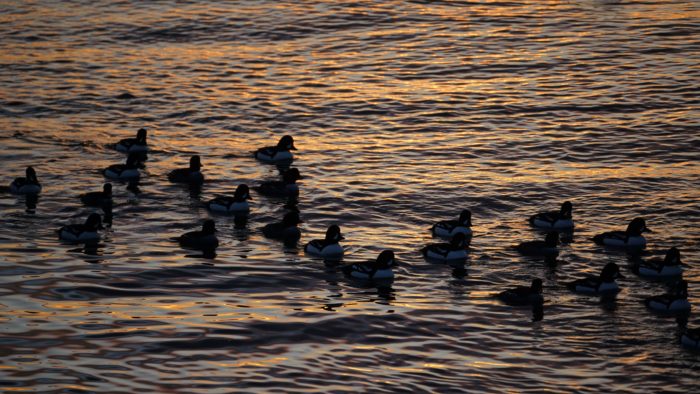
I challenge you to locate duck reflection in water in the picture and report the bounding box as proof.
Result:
[24,193,39,214]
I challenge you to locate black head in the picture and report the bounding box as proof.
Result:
[325,224,344,242]
[458,209,472,226]
[103,183,113,195]
[375,250,395,268]
[277,135,296,150]
[26,166,38,181]
[189,155,202,171]
[530,278,543,294]
[126,152,141,167]
[282,211,302,227]
[560,201,573,218]
[450,232,467,248]
[544,232,559,247]
[235,184,251,200]
[626,218,651,235]
[600,262,624,280]
[283,168,302,183]
[202,219,216,234]
[85,213,103,230]
[664,247,681,265]
[136,128,147,143]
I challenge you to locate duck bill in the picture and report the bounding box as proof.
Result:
[643,227,652,233]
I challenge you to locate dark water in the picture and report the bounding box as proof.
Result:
[1,0,699,392]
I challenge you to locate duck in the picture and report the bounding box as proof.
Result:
[593,218,651,248]
[207,184,251,214]
[567,263,624,294]
[115,128,148,153]
[262,211,302,246]
[421,232,469,262]
[516,232,559,256]
[178,219,218,249]
[103,152,141,180]
[529,201,573,230]
[9,166,42,194]
[79,183,113,207]
[255,168,302,197]
[168,155,204,184]
[681,327,700,350]
[644,280,691,313]
[342,250,396,280]
[304,224,344,258]
[431,209,473,238]
[497,278,544,306]
[632,247,684,278]
[254,135,296,163]
[58,213,102,242]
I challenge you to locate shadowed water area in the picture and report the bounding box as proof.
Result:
[1,0,699,392]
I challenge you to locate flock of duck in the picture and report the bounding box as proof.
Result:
[6,129,699,351]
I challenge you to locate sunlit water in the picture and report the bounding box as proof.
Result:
[1,0,699,392]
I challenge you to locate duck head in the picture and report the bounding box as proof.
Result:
[282,211,302,228]
[664,247,681,265]
[25,166,38,183]
[277,135,296,151]
[189,155,202,171]
[282,168,302,184]
[458,209,472,226]
[325,224,344,242]
[85,213,103,230]
[626,218,651,236]
[126,152,141,168]
[375,250,395,269]
[450,232,468,249]
[202,219,216,235]
[560,201,573,219]
[600,262,624,281]
[136,128,147,143]
[234,184,251,200]
[544,231,559,247]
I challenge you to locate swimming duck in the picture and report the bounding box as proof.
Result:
[342,250,396,280]
[178,219,218,249]
[681,327,700,350]
[304,224,344,258]
[262,211,302,246]
[497,278,544,306]
[10,166,42,194]
[529,201,573,230]
[516,232,559,256]
[593,218,651,248]
[80,183,113,207]
[255,168,302,197]
[115,128,148,153]
[168,155,203,184]
[207,184,251,213]
[644,280,691,313]
[103,152,141,180]
[422,232,469,262]
[632,247,684,278]
[58,213,102,242]
[431,209,473,238]
[254,135,296,163]
[567,263,624,294]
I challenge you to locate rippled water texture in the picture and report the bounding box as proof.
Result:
[1,0,700,392]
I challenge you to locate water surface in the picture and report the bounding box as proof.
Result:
[1,0,699,392]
